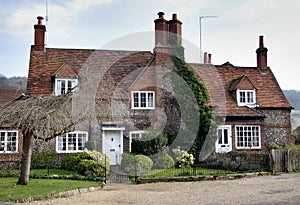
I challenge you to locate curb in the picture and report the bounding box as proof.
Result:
[14,186,104,203]
[136,172,270,184]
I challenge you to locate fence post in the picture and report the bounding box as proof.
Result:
[104,155,107,184]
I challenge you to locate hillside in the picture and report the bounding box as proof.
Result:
[283,90,300,110]
[0,75,27,90]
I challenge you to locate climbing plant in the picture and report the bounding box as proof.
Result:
[171,52,215,162]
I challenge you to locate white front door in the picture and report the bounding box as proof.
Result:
[215,125,232,153]
[102,130,123,165]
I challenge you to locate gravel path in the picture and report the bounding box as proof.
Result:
[22,173,300,205]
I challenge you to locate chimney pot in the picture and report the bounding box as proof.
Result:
[259,35,264,48]
[158,12,165,19]
[204,52,208,64]
[208,53,212,64]
[172,13,177,20]
[37,16,44,25]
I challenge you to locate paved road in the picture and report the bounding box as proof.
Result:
[21,173,300,205]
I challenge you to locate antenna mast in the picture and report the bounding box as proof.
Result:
[45,0,49,25]
[199,15,218,63]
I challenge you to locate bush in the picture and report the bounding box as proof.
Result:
[61,153,84,171]
[60,150,109,177]
[31,149,56,169]
[173,146,195,168]
[153,153,175,169]
[121,153,153,176]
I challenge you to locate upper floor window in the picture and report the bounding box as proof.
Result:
[56,131,88,153]
[235,125,261,149]
[131,91,155,109]
[54,78,78,96]
[237,89,256,108]
[0,130,18,153]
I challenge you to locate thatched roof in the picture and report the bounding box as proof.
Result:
[0,92,75,139]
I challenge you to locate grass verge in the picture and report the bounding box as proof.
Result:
[0,177,101,202]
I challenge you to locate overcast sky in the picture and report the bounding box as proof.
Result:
[0,0,299,90]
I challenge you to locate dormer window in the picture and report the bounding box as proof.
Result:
[237,89,256,108]
[131,91,155,109]
[54,78,78,96]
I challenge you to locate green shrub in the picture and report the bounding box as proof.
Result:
[31,149,56,169]
[153,153,175,169]
[121,153,153,176]
[78,159,105,177]
[83,149,110,174]
[61,153,85,171]
[61,150,109,177]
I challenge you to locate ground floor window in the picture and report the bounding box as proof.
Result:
[130,130,147,139]
[235,125,261,149]
[56,131,88,153]
[0,130,18,153]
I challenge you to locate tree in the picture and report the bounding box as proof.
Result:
[0,92,76,185]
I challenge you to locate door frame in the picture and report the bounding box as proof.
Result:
[215,125,232,153]
[102,126,125,165]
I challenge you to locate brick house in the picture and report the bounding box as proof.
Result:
[0,89,25,162]
[1,12,293,165]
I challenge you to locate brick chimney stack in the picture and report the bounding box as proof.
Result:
[256,35,268,69]
[34,16,46,52]
[154,12,168,47]
[168,13,182,46]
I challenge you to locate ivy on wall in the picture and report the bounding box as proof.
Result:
[171,54,215,161]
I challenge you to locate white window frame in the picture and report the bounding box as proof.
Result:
[0,130,18,153]
[54,78,78,96]
[129,130,147,152]
[131,91,155,109]
[235,125,261,149]
[56,131,88,153]
[236,89,256,108]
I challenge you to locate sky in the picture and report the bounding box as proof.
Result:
[0,0,299,90]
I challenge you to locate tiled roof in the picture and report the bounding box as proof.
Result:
[189,63,292,117]
[27,47,153,96]
[0,89,25,105]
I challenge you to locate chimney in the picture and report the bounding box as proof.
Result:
[256,35,268,69]
[168,13,182,46]
[154,12,168,47]
[34,16,46,52]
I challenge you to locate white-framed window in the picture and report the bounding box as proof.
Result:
[131,91,155,109]
[236,89,256,108]
[235,125,261,149]
[0,130,18,153]
[56,131,88,153]
[130,131,147,139]
[54,78,78,96]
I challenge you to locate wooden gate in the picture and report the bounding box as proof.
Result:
[271,148,300,174]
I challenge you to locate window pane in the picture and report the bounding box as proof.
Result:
[133,93,139,107]
[140,93,146,107]
[56,80,62,95]
[67,80,72,93]
[218,129,222,144]
[0,132,5,152]
[78,133,87,151]
[224,129,228,144]
[148,92,154,108]
[61,80,66,94]
[239,91,246,103]
[247,91,254,103]
[68,133,76,151]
